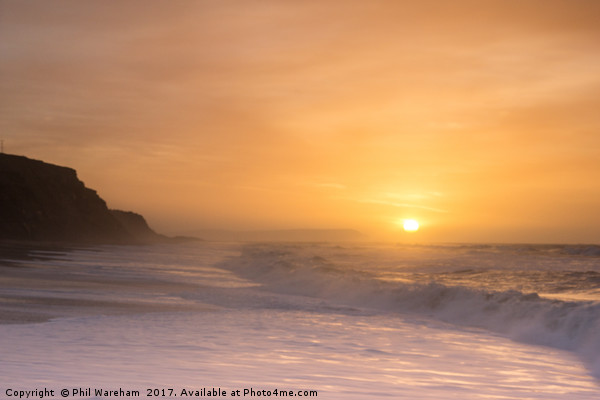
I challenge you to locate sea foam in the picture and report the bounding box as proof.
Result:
[217,244,600,377]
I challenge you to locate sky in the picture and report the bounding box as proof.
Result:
[1,0,599,243]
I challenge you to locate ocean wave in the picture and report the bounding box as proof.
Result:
[219,244,600,377]
[559,245,600,257]
[433,243,600,257]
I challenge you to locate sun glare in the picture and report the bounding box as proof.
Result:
[403,219,420,232]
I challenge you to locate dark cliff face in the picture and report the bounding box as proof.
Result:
[0,154,158,243]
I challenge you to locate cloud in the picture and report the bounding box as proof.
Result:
[314,183,347,190]
[1,0,599,241]
[356,199,449,214]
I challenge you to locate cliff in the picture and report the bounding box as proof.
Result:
[0,153,162,244]
[110,210,166,242]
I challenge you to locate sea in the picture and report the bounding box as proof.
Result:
[1,241,599,399]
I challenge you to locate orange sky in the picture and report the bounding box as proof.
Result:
[1,0,599,243]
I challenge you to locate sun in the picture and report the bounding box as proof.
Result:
[403,219,420,232]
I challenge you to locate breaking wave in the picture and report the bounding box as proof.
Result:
[218,244,600,378]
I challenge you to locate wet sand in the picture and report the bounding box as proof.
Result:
[0,241,209,324]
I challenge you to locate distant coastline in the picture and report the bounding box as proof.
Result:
[187,228,366,243]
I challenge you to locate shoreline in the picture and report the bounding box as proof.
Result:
[0,242,209,325]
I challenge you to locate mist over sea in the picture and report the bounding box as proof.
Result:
[1,242,599,399]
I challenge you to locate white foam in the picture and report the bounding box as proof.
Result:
[218,244,600,378]
[1,310,598,400]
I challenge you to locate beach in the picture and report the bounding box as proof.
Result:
[1,242,599,399]
[0,242,208,325]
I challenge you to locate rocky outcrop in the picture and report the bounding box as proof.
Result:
[110,210,166,243]
[0,153,161,244]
